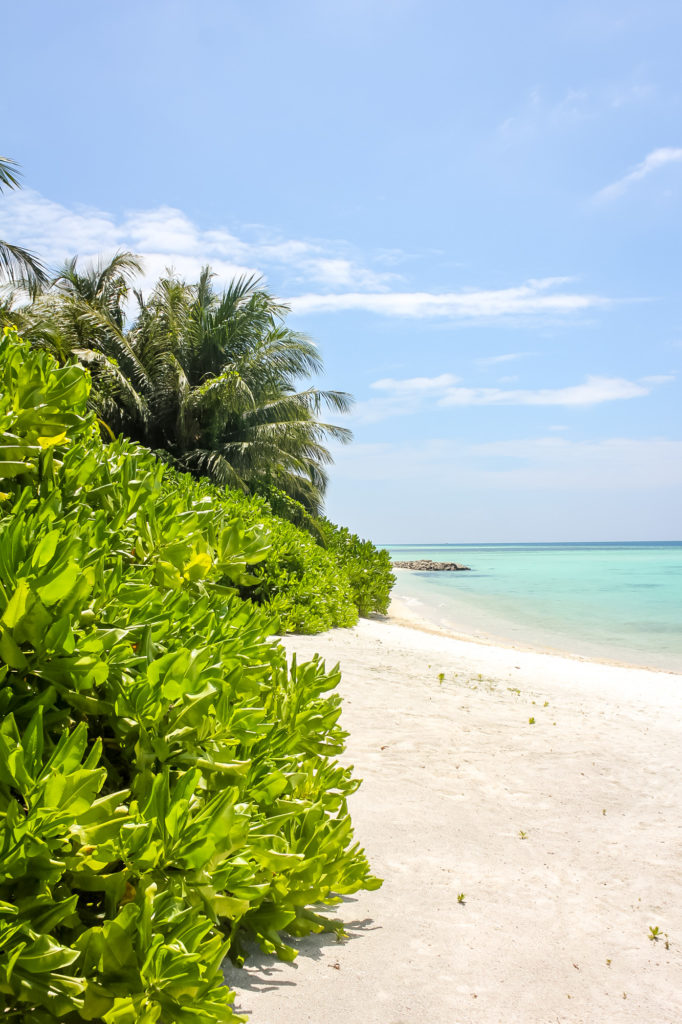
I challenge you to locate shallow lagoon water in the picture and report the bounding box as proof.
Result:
[386,542,682,673]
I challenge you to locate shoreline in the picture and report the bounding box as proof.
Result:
[229,614,682,1023]
[387,595,682,677]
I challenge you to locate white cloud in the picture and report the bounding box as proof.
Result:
[1,191,262,291]
[371,373,461,394]
[0,188,394,295]
[353,373,655,421]
[640,373,676,384]
[438,376,649,407]
[297,256,397,290]
[2,190,614,323]
[596,147,682,201]
[354,373,463,422]
[475,352,531,367]
[288,277,608,319]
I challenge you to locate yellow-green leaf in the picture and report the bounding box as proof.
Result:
[2,579,32,628]
[38,431,69,449]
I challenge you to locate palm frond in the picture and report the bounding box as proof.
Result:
[0,239,48,293]
[0,156,22,192]
[73,348,149,431]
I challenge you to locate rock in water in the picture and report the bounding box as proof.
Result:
[392,560,471,571]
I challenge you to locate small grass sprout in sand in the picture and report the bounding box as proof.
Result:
[519,830,528,840]
[457,893,466,905]
[648,926,670,948]
[528,716,535,724]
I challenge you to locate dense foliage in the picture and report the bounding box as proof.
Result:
[159,471,360,635]
[257,485,394,618]
[163,478,394,634]
[0,328,381,1023]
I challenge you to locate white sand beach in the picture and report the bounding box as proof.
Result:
[226,601,682,1024]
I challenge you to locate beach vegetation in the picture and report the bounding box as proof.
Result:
[457,893,466,904]
[0,327,382,1023]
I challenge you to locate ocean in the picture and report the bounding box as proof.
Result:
[385,542,682,673]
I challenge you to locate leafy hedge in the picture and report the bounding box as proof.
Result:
[0,328,381,1023]
[159,474,360,635]
[157,477,395,636]
[254,484,395,625]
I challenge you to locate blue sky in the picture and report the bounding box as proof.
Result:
[3,0,681,541]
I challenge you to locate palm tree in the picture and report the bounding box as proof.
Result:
[131,270,352,513]
[0,157,48,293]
[9,255,352,514]
[5,250,152,438]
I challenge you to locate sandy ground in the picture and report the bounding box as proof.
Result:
[225,601,682,1024]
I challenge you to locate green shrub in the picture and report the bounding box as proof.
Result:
[0,327,380,1023]
[159,473,359,635]
[317,519,395,617]
[252,485,395,625]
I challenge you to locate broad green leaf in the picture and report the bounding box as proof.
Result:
[36,562,80,605]
[32,528,61,568]
[1,579,31,628]
[15,934,81,973]
[0,628,27,669]
[0,461,31,478]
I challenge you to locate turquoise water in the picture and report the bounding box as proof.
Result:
[386,543,682,672]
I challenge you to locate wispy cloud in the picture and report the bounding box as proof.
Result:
[436,376,650,407]
[596,147,682,201]
[498,81,655,146]
[0,189,396,294]
[475,352,531,367]
[297,257,397,290]
[1,190,613,323]
[289,278,608,320]
[640,373,676,384]
[372,373,461,394]
[353,372,667,423]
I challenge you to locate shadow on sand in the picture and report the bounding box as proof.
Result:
[223,896,379,1007]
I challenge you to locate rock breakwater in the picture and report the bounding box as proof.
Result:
[392,559,470,571]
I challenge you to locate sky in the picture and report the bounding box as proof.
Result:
[2,0,681,542]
